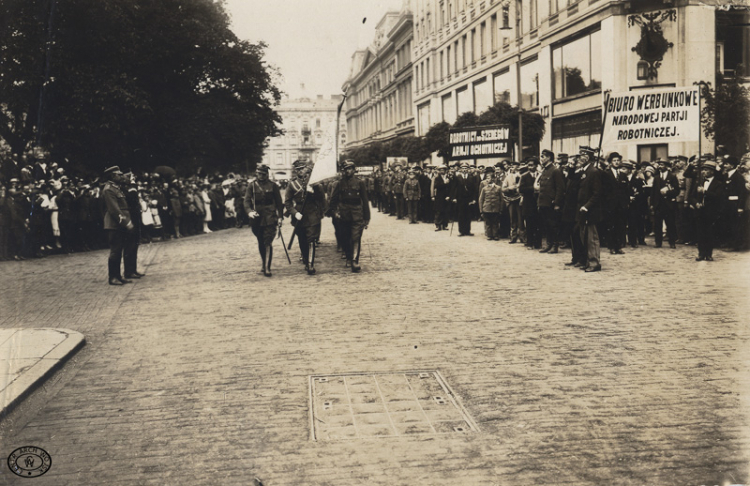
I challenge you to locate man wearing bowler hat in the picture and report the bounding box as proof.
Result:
[102,166,135,285]
[689,160,725,261]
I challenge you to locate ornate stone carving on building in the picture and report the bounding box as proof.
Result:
[628,9,677,80]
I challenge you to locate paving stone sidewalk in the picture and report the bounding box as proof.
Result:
[0,214,749,486]
[0,329,85,418]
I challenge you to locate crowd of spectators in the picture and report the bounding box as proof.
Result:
[0,150,254,261]
[3,145,749,265]
[366,149,750,263]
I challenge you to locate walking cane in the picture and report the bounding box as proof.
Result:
[277,226,292,264]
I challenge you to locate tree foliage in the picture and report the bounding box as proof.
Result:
[424,121,451,162]
[700,70,750,157]
[1,0,282,175]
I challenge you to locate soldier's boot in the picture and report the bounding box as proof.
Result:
[549,244,559,254]
[307,242,316,275]
[258,244,266,274]
[351,239,361,273]
[263,245,272,277]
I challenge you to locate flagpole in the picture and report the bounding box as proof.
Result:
[597,90,612,158]
[335,91,348,169]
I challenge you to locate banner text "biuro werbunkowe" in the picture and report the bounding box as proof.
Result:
[601,87,700,146]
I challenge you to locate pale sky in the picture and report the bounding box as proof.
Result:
[224,0,405,100]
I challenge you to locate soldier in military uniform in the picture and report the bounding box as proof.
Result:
[243,165,283,277]
[391,164,407,219]
[329,160,370,273]
[102,166,135,285]
[285,163,325,275]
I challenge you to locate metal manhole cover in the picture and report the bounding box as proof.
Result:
[308,370,478,441]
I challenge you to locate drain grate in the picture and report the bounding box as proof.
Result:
[308,370,478,441]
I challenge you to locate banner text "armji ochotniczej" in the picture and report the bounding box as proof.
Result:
[601,86,700,146]
[449,125,511,160]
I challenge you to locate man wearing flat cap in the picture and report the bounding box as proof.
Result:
[102,166,135,285]
[574,146,604,272]
[650,158,680,248]
[431,165,450,231]
[689,160,725,260]
[244,165,283,277]
[450,163,477,236]
[537,149,565,253]
[330,160,370,272]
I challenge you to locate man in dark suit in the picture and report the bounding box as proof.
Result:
[722,156,748,251]
[431,165,450,231]
[519,159,540,249]
[450,163,476,236]
[602,152,627,254]
[623,161,646,248]
[562,156,585,266]
[537,149,565,253]
[651,158,680,248]
[689,160,725,261]
[575,147,604,272]
[418,166,433,223]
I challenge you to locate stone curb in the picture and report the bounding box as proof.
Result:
[0,329,86,419]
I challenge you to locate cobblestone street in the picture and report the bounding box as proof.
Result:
[1,210,749,486]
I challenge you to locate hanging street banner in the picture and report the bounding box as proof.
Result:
[449,125,511,160]
[601,86,700,146]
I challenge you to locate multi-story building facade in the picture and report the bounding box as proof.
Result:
[263,94,346,180]
[412,0,748,162]
[343,7,415,152]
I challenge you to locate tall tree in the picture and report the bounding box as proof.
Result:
[700,70,750,157]
[1,0,282,174]
[0,0,50,159]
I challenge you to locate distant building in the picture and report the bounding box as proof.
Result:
[411,0,749,161]
[343,5,415,154]
[263,94,347,180]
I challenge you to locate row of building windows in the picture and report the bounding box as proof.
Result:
[418,26,602,120]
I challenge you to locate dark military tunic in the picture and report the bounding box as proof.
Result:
[329,175,370,262]
[243,178,283,248]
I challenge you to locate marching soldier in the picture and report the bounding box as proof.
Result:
[244,165,283,277]
[285,164,325,275]
[102,166,135,285]
[329,160,370,272]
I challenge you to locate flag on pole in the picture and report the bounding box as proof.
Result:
[308,93,347,186]
[308,122,339,186]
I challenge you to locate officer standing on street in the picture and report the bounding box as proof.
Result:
[102,166,135,285]
[244,165,283,277]
[329,160,370,273]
